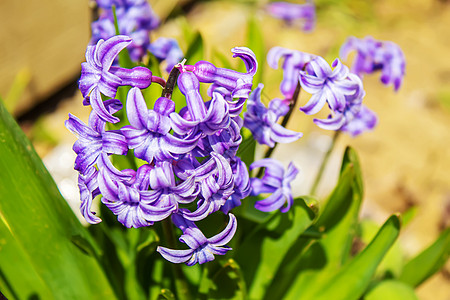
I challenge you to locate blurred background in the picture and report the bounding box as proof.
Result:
[0,0,449,299]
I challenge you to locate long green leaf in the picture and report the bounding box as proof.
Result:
[313,215,401,300]
[0,217,53,299]
[365,280,419,300]
[399,227,450,287]
[265,147,363,299]
[234,198,315,299]
[0,100,116,299]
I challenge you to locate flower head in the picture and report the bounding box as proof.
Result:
[299,56,359,115]
[244,84,303,147]
[157,213,237,266]
[79,35,153,123]
[340,36,406,91]
[267,47,314,98]
[250,159,299,213]
[266,1,316,32]
[149,37,184,72]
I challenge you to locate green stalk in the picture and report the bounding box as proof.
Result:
[162,220,191,300]
[309,130,341,196]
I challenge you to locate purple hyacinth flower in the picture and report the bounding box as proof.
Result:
[266,1,316,32]
[299,56,360,115]
[267,47,314,98]
[121,87,198,163]
[207,86,247,117]
[206,116,243,159]
[170,72,230,136]
[157,213,237,266]
[340,105,378,137]
[98,163,179,228]
[250,159,299,213]
[244,84,303,147]
[340,36,381,76]
[91,0,160,61]
[78,167,102,224]
[188,47,258,99]
[221,157,251,214]
[79,35,153,122]
[149,37,184,72]
[145,161,200,218]
[340,36,405,91]
[313,73,377,136]
[312,73,364,131]
[181,152,234,221]
[65,99,128,175]
[378,41,405,91]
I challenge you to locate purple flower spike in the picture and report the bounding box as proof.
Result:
[250,159,299,213]
[149,37,184,72]
[65,100,128,175]
[122,87,198,163]
[80,35,154,122]
[340,36,405,91]
[267,47,314,98]
[191,47,258,99]
[244,84,303,147]
[299,57,359,115]
[266,1,316,32]
[157,213,237,266]
[312,73,377,136]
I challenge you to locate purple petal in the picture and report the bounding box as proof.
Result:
[208,213,237,246]
[157,247,194,264]
[126,87,149,129]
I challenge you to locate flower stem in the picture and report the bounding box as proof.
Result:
[257,82,302,178]
[162,66,181,99]
[162,219,191,300]
[309,130,341,196]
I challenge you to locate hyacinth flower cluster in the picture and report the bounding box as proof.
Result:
[66,34,269,265]
[269,46,378,136]
[340,36,406,91]
[149,37,184,73]
[266,1,316,32]
[91,0,160,61]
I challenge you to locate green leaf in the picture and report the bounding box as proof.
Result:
[237,127,256,170]
[264,147,363,300]
[234,198,315,299]
[365,280,419,300]
[203,259,247,300]
[0,217,53,300]
[246,15,265,84]
[184,32,204,65]
[358,219,404,279]
[399,227,450,287]
[313,215,401,300]
[0,100,116,299]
